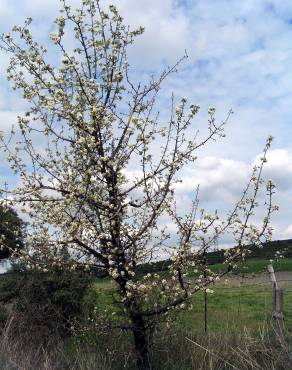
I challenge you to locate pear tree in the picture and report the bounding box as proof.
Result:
[0,1,276,369]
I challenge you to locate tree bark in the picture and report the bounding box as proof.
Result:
[131,313,151,370]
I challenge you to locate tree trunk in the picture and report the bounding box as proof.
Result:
[131,314,151,370]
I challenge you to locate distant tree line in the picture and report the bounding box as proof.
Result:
[138,239,292,274]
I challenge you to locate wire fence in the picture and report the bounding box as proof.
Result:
[197,269,292,339]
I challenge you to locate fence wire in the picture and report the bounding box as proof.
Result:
[195,272,292,335]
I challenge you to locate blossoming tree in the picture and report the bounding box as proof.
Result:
[0,1,276,369]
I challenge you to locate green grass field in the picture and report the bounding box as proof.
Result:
[210,257,292,274]
[177,284,292,333]
[79,259,292,369]
[89,259,292,332]
[90,283,289,332]
[89,258,292,336]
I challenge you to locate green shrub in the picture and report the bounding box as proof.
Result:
[0,271,93,339]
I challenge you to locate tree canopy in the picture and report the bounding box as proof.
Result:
[0,1,276,368]
[0,205,26,260]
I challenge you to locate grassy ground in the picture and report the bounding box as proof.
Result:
[177,284,286,333]
[76,274,292,369]
[89,258,292,335]
[0,325,289,370]
[92,285,275,331]
[2,259,292,369]
[82,265,292,369]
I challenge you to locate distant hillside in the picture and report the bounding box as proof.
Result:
[138,239,292,274]
[206,239,292,264]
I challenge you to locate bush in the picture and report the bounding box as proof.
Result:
[0,271,93,340]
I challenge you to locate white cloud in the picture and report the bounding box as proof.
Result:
[106,0,192,66]
[175,156,250,204]
[281,224,292,239]
[0,110,21,133]
[254,149,292,191]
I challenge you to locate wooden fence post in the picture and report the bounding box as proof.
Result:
[267,265,284,346]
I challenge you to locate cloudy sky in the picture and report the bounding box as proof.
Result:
[0,0,292,243]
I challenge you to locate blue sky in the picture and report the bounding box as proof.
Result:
[1,0,292,244]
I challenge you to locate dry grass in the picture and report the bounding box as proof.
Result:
[185,326,291,370]
[0,315,291,370]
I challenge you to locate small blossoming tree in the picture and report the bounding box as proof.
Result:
[0,1,276,369]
